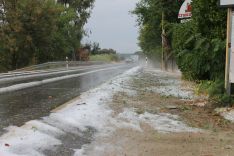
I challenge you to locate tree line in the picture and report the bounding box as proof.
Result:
[83,42,117,55]
[0,0,94,71]
[134,0,233,103]
[134,0,226,81]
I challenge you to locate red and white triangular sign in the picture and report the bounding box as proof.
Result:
[178,0,192,19]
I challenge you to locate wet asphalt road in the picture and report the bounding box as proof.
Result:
[0,63,124,88]
[0,63,135,135]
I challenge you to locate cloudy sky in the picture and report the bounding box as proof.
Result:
[83,0,140,54]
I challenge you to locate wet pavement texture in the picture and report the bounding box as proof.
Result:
[0,64,122,88]
[0,64,135,135]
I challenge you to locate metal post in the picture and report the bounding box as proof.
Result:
[225,8,232,96]
[66,56,69,69]
[172,58,174,72]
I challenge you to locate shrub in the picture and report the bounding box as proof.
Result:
[172,21,226,81]
[196,80,232,107]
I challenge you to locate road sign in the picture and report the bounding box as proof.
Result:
[178,0,192,19]
[220,0,234,7]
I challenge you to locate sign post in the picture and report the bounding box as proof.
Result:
[225,8,232,95]
[220,0,234,95]
[66,56,69,69]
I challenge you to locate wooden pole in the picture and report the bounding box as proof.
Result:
[161,12,164,70]
[225,8,232,96]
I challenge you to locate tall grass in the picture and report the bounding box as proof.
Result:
[90,54,119,62]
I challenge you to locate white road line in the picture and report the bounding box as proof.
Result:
[0,65,127,94]
[0,64,124,83]
[0,63,121,78]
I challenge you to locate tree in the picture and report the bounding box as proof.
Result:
[84,42,101,55]
[0,0,94,71]
[0,0,64,69]
[58,0,95,50]
[133,0,181,57]
[172,0,226,80]
[134,0,227,81]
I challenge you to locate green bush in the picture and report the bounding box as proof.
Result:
[172,20,226,81]
[133,0,231,106]
[171,0,227,81]
[196,80,232,106]
[0,0,94,71]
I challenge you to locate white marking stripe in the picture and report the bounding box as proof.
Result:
[0,65,126,94]
[0,64,110,78]
[0,64,123,82]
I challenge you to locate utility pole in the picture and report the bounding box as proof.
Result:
[161,11,165,71]
[225,8,232,96]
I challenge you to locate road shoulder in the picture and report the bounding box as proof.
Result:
[78,67,234,156]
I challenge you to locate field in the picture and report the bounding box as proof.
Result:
[90,54,119,62]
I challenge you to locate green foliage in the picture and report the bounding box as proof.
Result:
[172,0,226,81]
[84,42,117,55]
[0,0,94,71]
[1,0,62,69]
[89,42,101,55]
[90,54,119,62]
[196,80,232,106]
[138,24,161,56]
[134,0,231,104]
[134,0,227,81]
[197,80,224,96]
[133,0,182,56]
[172,21,226,80]
[191,0,226,40]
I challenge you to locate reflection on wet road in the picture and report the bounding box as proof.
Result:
[0,64,124,88]
[0,63,135,134]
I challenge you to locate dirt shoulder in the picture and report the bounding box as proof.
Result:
[81,67,234,156]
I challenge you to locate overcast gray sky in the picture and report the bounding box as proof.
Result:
[83,0,140,54]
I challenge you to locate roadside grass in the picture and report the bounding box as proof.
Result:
[90,54,119,62]
[195,80,233,107]
[109,69,234,132]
